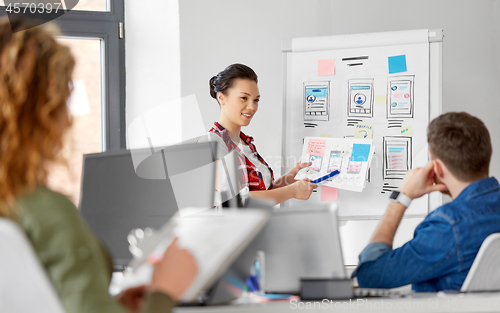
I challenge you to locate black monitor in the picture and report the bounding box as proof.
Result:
[79,142,217,269]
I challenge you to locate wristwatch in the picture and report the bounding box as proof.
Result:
[389,190,412,207]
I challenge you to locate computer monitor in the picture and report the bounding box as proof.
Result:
[79,142,217,268]
[246,203,346,293]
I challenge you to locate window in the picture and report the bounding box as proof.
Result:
[0,0,125,205]
[71,0,109,12]
[0,0,109,11]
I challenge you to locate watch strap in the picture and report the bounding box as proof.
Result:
[390,190,412,207]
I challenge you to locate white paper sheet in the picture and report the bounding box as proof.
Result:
[295,137,375,192]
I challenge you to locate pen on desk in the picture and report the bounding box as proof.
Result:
[310,170,340,184]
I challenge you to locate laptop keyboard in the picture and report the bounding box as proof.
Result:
[354,288,413,297]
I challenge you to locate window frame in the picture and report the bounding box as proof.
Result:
[0,0,126,151]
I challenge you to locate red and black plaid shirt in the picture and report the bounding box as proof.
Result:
[209,122,274,191]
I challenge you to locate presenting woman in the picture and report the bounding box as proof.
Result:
[0,19,196,313]
[202,64,317,204]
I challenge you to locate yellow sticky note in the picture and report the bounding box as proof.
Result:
[354,124,373,139]
[401,125,413,136]
[320,134,332,138]
[375,95,387,104]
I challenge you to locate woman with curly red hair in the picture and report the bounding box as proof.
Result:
[0,18,196,313]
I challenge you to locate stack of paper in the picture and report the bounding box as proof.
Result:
[294,137,375,192]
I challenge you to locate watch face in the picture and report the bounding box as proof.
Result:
[390,191,400,200]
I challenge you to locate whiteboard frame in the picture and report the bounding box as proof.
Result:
[280,29,443,220]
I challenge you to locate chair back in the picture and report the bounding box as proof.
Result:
[461,233,500,292]
[0,218,66,313]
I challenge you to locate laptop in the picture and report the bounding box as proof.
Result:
[247,203,346,294]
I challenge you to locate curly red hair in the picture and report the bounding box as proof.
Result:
[0,18,75,218]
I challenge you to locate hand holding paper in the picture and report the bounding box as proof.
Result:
[151,238,198,302]
[291,179,318,200]
[287,162,312,182]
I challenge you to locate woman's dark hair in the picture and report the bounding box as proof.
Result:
[209,63,258,100]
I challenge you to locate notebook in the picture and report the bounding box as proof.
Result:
[120,209,270,303]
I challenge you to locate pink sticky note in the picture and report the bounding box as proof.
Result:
[321,185,338,201]
[318,59,335,76]
[307,139,326,157]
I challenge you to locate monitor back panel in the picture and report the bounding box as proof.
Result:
[251,205,346,293]
[79,143,216,267]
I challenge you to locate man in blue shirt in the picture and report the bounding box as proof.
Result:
[352,112,500,292]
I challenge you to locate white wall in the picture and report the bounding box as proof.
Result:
[177,0,337,174]
[126,0,500,178]
[125,0,180,133]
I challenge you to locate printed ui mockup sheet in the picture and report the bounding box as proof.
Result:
[295,137,375,192]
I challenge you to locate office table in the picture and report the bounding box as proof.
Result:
[175,291,500,313]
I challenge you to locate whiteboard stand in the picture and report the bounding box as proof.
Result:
[428,29,444,211]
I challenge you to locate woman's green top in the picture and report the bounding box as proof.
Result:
[15,186,176,313]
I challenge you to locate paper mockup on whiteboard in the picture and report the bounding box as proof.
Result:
[295,137,375,192]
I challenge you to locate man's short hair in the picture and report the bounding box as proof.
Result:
[427,112,491,182]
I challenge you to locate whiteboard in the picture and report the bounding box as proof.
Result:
[281,29,443,218]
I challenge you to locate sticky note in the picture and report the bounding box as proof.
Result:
[321,185,338,201]
[354,124,373,139]
[351,143,371,162]
[401,125,413,136]
[320,134,332,138]
[388,55,407,74]
[318,59,335,76]
[307,139,326,157]
[375,95,387,104]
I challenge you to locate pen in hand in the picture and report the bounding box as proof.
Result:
[311,170,340,184]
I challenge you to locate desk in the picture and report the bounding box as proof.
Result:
[174,291,500,313]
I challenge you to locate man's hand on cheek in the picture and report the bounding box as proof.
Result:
[399,161,448,200]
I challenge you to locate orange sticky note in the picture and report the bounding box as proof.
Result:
[318,59,335,76]
[321,185,338,201]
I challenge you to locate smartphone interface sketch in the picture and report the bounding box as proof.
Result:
[309,155,323,172]
[387,75,415,118]
[383,136,412,179]
[304,82,330,122]
[348,160,362,174]
[328,150,342,173]
[348,78,374,118]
